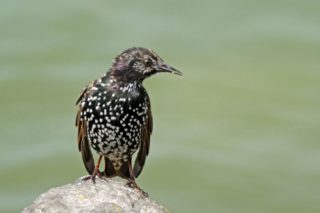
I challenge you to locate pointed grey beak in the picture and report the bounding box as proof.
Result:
[157,63,183,76]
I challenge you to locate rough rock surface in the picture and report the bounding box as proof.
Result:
[22,177,168,213]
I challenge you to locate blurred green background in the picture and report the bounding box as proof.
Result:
[1,0,320,212]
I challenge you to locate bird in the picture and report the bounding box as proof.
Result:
[75,47,182,195]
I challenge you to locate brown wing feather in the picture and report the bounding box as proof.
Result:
[133,101,153,178]
[75,84,95,174]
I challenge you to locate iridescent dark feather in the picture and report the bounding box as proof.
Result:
[76,108,95,174]
[134,102,153,178]
[75,83,95,174]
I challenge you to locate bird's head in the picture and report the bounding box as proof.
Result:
[109,47,182,83]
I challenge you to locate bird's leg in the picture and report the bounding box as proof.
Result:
[126,159,148,197]
[91,155,103,183]
[83,155,103,183]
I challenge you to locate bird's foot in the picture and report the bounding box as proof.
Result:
[82,168,103,183]
[126,180,149,197]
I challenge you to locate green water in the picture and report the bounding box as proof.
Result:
[1,1,320,212]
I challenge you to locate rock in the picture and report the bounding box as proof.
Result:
[22,177,168,213]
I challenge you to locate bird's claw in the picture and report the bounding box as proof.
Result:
[82,168,103,183]
[126,180,149,198]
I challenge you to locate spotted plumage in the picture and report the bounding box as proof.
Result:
[75,47,182,194]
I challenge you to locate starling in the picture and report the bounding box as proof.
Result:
[75,47,182,194]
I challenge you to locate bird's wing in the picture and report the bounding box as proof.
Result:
[133,101,153,178]
[75,83,95,174]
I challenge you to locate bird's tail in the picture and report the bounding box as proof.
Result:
[104,157,134,180]
[118,158,132,180]
[104,157,116,177]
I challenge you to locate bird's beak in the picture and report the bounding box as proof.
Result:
[157,63,183,76]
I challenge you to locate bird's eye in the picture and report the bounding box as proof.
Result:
[145,58,152,67]
[129,59,137,67]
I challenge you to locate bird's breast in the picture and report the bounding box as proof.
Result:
[80,85,150,157]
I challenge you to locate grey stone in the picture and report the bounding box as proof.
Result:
[22,177,168,213]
